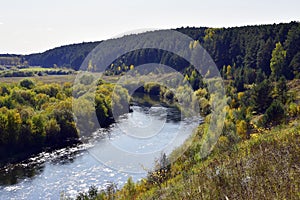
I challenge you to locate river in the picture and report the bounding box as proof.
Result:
[0,94,199,199]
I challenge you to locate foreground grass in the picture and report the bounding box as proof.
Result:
[138,121,300,200]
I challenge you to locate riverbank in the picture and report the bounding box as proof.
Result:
[0,78,130,167]
[0,138,80,168]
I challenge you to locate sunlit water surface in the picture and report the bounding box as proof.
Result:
[0,96,199,199]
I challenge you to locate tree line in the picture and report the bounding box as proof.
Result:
[0,22,298,79]
[0,78,129,166]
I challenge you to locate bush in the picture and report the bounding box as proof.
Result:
[262,100,285,126]
[288,102,299,117]
[144,82,161,95]
[20,79,35,89]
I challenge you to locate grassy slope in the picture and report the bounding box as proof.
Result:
[288,79,300,103]
[134,119,299,200]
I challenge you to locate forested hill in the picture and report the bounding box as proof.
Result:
[177,22,299,77]
[0,42,101,70]
[1,21,299,78]
[24,42,101,70]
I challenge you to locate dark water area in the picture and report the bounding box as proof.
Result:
[0,94,199,199]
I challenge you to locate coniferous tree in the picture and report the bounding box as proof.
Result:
[270,42,287,80]
[251,79,273,113]
[256,38,273,75]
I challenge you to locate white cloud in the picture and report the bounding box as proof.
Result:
[0,22,3,25]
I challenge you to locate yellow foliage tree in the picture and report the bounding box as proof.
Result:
[236,120,248,138]
[237,92,244,100]
[87,60,93,72]
[226,65,232,79]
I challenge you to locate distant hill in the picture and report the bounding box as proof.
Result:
[0,42,101,70]
[0,21,299,79]
[24,42,101,70]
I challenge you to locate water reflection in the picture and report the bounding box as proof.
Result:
[0,163,44,186]
[131,93,181,123]
[0,144,89,187]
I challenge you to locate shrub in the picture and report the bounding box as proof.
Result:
[20,79,35,89]
[263,100,285,126]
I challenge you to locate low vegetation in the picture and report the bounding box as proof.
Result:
[0,66,75,77]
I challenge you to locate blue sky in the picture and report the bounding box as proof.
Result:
[0,0,299,54]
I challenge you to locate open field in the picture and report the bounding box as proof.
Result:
[0,72,183,85]
[0,73,122,85]
[19,67,63,72]
[0,75,77,84]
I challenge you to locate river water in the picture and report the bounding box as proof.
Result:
[0,95,198,199]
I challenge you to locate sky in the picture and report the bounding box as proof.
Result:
[0,0,299,54]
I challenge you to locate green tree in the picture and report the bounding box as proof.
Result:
[243,67,256,84]
[244,41,258,69]
[0,84,10,96]
[45,118,61,145]
[273,76,288,104]
[234,74,244,92]
[20,79,35,89]
[18,107,34,148]
[32,114,46,138]
[7,109,22,145]
[251,79,273,113]
[256,38,273,75]
[262,100,285,126]
[255,69,266,84]
[123,177,136,199]
[289,52,300,78]
[284,23,300,72]
[0,111,8,145]
[270,42,286,80]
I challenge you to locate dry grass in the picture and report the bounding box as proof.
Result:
[0,75,76,84]
[136,120,300,200]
